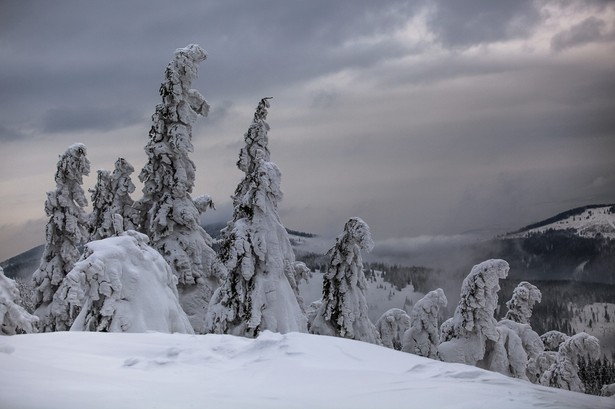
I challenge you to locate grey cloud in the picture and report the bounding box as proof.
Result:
[0,125,25,142]
[42,106,144,134]
[427,0,540,47]
[551,16,611,51]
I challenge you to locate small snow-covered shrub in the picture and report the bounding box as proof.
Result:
[1,267,38,335]
[376,308,411,350]
[402,288,447,358]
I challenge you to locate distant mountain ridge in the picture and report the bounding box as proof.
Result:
[507,204,615,239]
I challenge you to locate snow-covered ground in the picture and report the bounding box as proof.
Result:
[0,331,612,409]
[507,205,615,239]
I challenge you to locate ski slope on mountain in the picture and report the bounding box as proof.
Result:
[1,331,612,409]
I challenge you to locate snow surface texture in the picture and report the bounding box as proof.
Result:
[311,217,381,345]
[438,259,509,365]
[0,331,612,409]
[137,44,223,333]
[375,308,411,350]
[32,143,90,332]
[540,332,601,393]
[206,98,307,336]
[0,267,38,335]
[52,231,193,334]
[402,288,447,358]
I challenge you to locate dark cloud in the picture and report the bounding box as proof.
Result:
[551,16,612,51]
[41,106,144,134]
[427,0,540,47]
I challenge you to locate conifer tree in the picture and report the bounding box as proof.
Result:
[504,281,542,324]
[89,169,114,240]
[402,288,447,358]
[205,98,307,337]
[32,143,90,331]
[310,217,381,345]
[1,267,38,334]
[137,44,223,332]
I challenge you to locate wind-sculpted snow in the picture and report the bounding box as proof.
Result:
[0,267,38,335]
[51,231,193,334]
[0,331,612,409]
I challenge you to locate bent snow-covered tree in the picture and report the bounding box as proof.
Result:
[1,267,38,335]
[205,98,307,337]
[137,44,223,332]
[438,259,509,365]
[539,332,601,392]
[504,281,542,324]
[402,288,447,358]
[53,231,194,334]
[310,217,381,345]
[376,308,411,350]
[32,143,90,331]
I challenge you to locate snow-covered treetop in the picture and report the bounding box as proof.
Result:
[237,97,272,174]
[331,217,374,255]
[504,281,542,324]
[541,330,570,351]
[55,143,90,189]
[451,259,509,341]
[557,332,600,365]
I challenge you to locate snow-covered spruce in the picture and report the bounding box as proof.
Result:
[438,259,509,365]
[32,143,90,331]
[539,332,601,393]
[504,281,542,324]
[205,98,307,337]
[541,330,570,351]
[52,230,193,334]
[527,330,569,383]
[0,267,38,335]
[402,288,447,358]
[137,44,223,332]
[89,169,114,240]
[495,319,544,380]
[482,322,529,379]
[310,217,381,345]
[376,308,411,350]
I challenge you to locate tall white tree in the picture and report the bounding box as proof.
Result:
[504,281,542,324]
[1,267,38,335]
[137,44,223,332]
[438,259,509,365]
[110,157,138,232]
[32,143,90,331]
[402,288,447,358]
[539,332,601,392]
[89,169,114,240]
[205,98,307,337]
[310,217,381,345]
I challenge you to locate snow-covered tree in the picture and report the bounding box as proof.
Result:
[306,300,322,331]
[438,259,509,365]
[402,288,447,358]
[51,230,193,334]
[376,308,411,350]
[483,323,529,379]
[541,330,570,351]
[89,158,139,240]
[539,332,601,392]
[1,267,38,335]
[137,44,223,332]
[89,169,114,240]
[504,281,542,324]
[32,143,90,331]
[205,98,307,337]
[310,217,381,345]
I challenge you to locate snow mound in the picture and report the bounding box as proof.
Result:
[0,331,612,409]
[57,231,193,334]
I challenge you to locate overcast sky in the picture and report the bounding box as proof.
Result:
[1,0,614,261]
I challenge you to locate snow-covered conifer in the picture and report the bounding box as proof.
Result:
[205,98,307,337]
[310,218,381,345]
[306,299,322,331]
[53,230,193,334]
[110,157,139,231]
[539,332,601,392]
[483,324,529,379]
[402,288,447,358]
[438,259,509,365]
[504,281,541,324]
[137,45,223,332]
[89,169,114,240]
[32,143,90,331]
[541,330,569,351]
[1,267,38,335]
[528,351,558,383]
[376,308,411,350]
